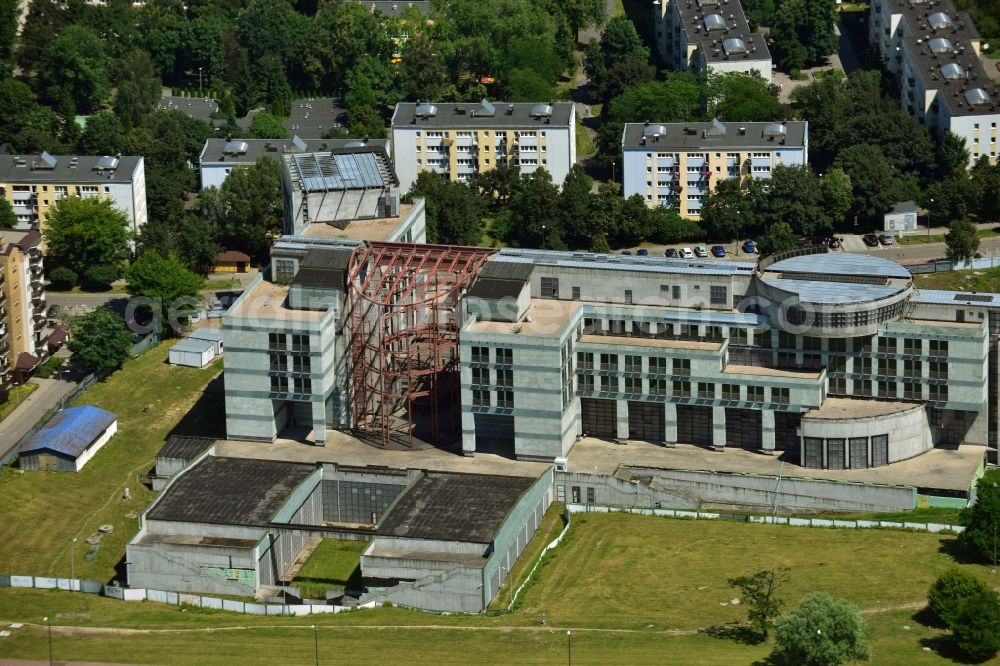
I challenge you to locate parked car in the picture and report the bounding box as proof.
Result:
[879,234,895,246]
[710,245,727,258]
[862,234,880,247]
[828,237,842,249]
[621,250,632,255]
[694,245,709,258]
[742,240,758,254]
[680,247,695,259]
[637,248,649,256]
[664,248,680,258]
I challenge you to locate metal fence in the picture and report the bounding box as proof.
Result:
[0,574,374,616]
[566,504,965,533]
[908,256,1000,274]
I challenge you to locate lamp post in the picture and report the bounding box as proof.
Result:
[198,67,203,97]
[735,208,741,256]
[312,624,319,666]
[44,616,52,666]
[928,197,933,241]
[612,161,616,183]
[567,629,572,666]
[70,537,77,591]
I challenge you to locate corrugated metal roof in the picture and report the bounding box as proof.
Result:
[761,277,905,304]
[768,253,912,279]
[301,247,352,271]
[292,152,386,192]
[913,289,1000,306]
[158,436,215,462]
[20,405,117,458]
[467,278,526,299]
[478,259,534,281]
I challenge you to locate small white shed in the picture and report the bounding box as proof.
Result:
[884,201,918,233]
[188,328,224,356]
[169,337,216,368]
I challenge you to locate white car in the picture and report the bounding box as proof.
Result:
[694,245,709,258]
[680,247,695,259]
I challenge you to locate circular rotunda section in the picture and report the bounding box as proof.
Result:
[751,249,913,337]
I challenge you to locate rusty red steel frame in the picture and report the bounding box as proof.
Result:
[347,241,495,448]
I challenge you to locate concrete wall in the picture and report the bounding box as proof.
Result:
[73,421,117,471]
[801,404,931,467]
[557,471,701,509]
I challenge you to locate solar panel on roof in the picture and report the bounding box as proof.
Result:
[954,293,994,303]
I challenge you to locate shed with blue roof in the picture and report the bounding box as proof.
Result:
[19,405,118,472]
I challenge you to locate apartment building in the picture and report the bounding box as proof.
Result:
[621,120,808,218]
[0,230,50,384]
[199,137,390,190]
[869,0,1000,165]
[0,153,148,236]
[390,100,576,194]
[653,0,772,81]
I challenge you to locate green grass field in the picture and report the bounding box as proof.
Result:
[914,264,1000,292]
[898,227,999,245]
[0,344,223,583]
[0,383,39,422]
[292,540,366,598]
[1,512,998,664]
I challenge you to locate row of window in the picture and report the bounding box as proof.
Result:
[269,376,312,394]
[575,375,790,403]
[269,354,311,373]
[803,435,890,470]
[472,389,514,408]
[828,378,949,401]
[470,367,513,387]
[268,332,311,351]
[470,346,513,364]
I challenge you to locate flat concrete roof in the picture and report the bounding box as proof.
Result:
[147,456,315,526]
[0,154,142,183]
[158,435,215,462]
[302,203,414,243]
[722,364,822,379]
[580,334,724,351]
[623,121,804,151]
[466,298,581,338]
[378,471,537,543]
[364,544,486,568]
[229,279,324,321]
[135,533,258,549]
[568,438,984,492]
[393,101,574,129]
[804,397,921,420]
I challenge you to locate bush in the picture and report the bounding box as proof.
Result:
[34,356,64,379]
[950,589,1000,662]
[83,263,118,290]
[928,569,990,625]
[48,266,78,290]
[773,593,869,666]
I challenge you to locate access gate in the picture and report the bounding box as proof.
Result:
[628,401,664,442]
[581,398,617,439]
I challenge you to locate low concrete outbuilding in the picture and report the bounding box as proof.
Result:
[18,405,118,472]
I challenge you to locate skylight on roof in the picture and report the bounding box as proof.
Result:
[965,88,990,105]
[722,37,747,54]
[928,11,953,29]
[927,37,954,54]
[704,13,726,30]
[940,62,966,80]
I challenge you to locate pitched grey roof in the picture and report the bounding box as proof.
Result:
[622,121,807,151]
[393,101,574,129]
[768,253,912,279]
[0,155,143,184]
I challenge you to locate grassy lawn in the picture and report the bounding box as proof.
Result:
[0,383,39,423]
[575,118,596,157]
[203,277,246,292]
[914,264,1000,292]
[292,540,366,598]
[0,344,223,583]
[489,502,567,611]
[899,227,999,245]
[1,511,998,663]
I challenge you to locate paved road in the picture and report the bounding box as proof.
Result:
[0,377,75,462]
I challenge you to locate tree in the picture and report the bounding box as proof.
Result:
[769,0,837,71]
[114,49,162,129]
[729,567,789,640]
[700,179,745,241]
[707,73,783,122]
[0,199,14,230]
[773,593,870,666]
[37,24,109,115]
[407,172,484,246]
[507,169,565,249]
[136,214,220,275]
[938,130,971,179]
[83,264,119,291]
[48,266,78,290]
[502,68,555,102]
[77,113,126,156]
[561,0,607,42]
[833,144,901,224]
[945,218,980,266]
[199,158,283,262]
[248,112,289,139]
[759,222,799,256]
[597,58,657,105]
[959,469,1000,565]
[0,0,16,77]
[44,198,132,278]
[950,590,1000,662]
[928,569,991,626]
[68,308,134,377]
[401,34,450,102]
[125,251,206,337]
[754,165,830,237]
[559,164,595,248]
[584,15,648,93]
[819,168,853,228]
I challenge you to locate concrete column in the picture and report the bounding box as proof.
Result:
[616,400,629,443]
[462,411,476,456]
[761,409,775,454]
[711,406,726,452]
[664,402,677,447]
[311,400,326,446]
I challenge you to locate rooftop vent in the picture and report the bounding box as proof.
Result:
[940,62,965,79]
[415,103,438,118]
[928,37,954,53]
[223,140,248,155]
[709,118,727,136]
[928,11,952,28]
[33,152,57,170]
[291,135,307,152]
[704,13,726,30]
[965,87,990,105]
[95,156,119,170]
[722,37,748,54]
[476,98,496,117]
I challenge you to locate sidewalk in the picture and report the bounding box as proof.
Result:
[0,377,76,463]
